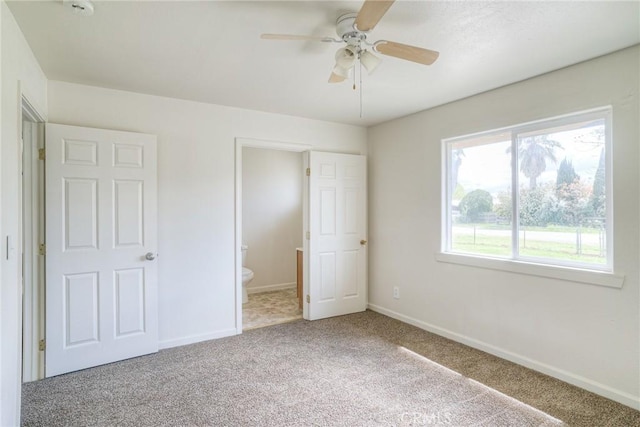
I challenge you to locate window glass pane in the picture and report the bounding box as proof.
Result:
[517,118,606,266]
[449,137,512,257]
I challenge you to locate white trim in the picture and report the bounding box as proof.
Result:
[302,152,310,321]
[247,282,296,294]
[234,137,312,334]
[19,83,48,123]
[511,133,520,257]
[435,252,624,289]
[236,137,312,152]
[19,87,46,384]
[367,303,640,410]
[440,142,449,252]
[158,328,237,350]
[603,109,614,269]
[21,120,39,382]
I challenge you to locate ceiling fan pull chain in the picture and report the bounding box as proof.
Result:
[359,60,364,119]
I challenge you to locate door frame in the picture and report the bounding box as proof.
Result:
[20,89,46,382]
[234,137,311,333]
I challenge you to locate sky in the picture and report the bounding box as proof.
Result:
[454,122,604,197]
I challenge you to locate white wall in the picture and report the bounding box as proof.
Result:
[367,46,640,409]
[0,2,48,424]
[242,147,302,292]
[47,80,367,348]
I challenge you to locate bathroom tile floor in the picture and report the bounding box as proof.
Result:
[242,288,302,331]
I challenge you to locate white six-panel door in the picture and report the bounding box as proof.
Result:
[45,124,158,377]
[306,151,367,320]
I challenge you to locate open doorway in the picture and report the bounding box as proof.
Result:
[21,97,45,382]
[234,138,311,332]
[241,147,303,330]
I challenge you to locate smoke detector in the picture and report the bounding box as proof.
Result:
[63,0,94,16]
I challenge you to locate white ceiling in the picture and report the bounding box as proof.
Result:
[7,0,640,126]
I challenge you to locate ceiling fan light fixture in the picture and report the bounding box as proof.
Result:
[335,46,357,69]
[360,50,381,74]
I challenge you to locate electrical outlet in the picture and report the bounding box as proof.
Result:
[393,286,400,299]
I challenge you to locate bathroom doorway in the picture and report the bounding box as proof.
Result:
[235,138,310,331]
[21,97,46,382]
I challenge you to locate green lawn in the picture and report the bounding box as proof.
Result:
[454,223,603,234]
[452,232,606,265]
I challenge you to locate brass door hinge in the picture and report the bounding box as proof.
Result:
[306,295,310,304]
[38,244,46,256]
[39,339,46,351]
[38,148,45,160]
[306,168,310,176]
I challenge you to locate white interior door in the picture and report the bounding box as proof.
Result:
[45,123,158,377]
[306,151,367,320]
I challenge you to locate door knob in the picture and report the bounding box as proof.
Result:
[360,240,368,246]
[145,252,156,261]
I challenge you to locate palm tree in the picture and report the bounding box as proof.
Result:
[516,135,562,189]
[450,149,465,194]
[448,149,465,210]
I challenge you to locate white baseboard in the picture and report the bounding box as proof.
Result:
[247,282,296,294]
[367,303,640,410]
[158,328,237,350]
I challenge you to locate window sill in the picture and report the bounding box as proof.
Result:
[435,252,624,289]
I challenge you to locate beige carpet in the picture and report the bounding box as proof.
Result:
[243,288,302,330]
[22,311,639,426]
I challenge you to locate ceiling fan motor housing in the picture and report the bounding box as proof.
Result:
[336,12,367,52]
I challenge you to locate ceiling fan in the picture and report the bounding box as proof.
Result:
[261,0,439,83]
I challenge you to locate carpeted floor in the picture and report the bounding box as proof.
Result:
[243,288,302,330]
[22,311,639,426]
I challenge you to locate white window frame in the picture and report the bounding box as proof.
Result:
[438,107,625,289]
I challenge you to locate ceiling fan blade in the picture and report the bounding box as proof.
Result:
[374,41,439,65]
[261,33,334,42]
[328,72,346,83]
[354,0,395,32]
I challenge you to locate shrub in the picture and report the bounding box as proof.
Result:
[459,189,493,223]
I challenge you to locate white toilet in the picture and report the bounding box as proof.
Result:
[241,244,254,304]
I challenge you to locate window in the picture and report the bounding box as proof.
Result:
[443,108,612,272]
